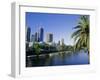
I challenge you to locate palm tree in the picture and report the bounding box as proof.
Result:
[71,15,89,53]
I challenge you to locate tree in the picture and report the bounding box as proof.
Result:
[71,15,89,53]
[33,43,41,56]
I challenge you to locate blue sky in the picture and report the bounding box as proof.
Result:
[26,12,82,45]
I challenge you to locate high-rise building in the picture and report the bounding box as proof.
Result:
[25,27,27,41]
[58,40,60,45]
[26,27,31,42]
[46,33,53,43]
[39,27,44,42]
[34,32,38,42]
[30,34,35,42]
[37,32,40,42]
[61,38,64,45]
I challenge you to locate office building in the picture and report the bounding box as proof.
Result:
[39,27,44,42]
[30,34,35,42]
[46,33,53,43]
[34,32,38,42]
[26,27,31,42]
[61,38,64,45]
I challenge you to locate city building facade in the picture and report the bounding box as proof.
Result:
[46,33,53,43]
[39,27,44,42]
[26,27,31,42]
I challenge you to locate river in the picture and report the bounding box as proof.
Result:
[26,50,89,67]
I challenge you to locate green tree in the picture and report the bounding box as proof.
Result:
[71,15,89,53]
[33,43,41,56]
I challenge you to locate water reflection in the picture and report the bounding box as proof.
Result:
[26,51,89,67]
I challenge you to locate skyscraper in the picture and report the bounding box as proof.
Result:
[46,33,53,43]
[39,27,44,42]
[26,27,31,42]
[58,40,60,45]
[61,38,64,45]
[34,32,38,42]
[37,32,39,42]
[25,27,27,41]
[30,34,35,42]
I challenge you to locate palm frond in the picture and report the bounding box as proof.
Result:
[71,15,89,53]
[71,29,81,38]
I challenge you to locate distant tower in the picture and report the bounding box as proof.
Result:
[58,40,60,45]
[46,33,53,43]
[35,32,38,42]
[61,38,64,45]
[25,27,27,41]
[39,27,44,42]
[30,34,35,42]
[27,27,31,42]
[37,32,39,42]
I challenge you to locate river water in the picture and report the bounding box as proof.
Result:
[26,51,89,67]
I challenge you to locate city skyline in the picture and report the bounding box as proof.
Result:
[26,12,83,45]
[26,27,54,43]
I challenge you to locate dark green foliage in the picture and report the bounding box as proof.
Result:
[71,15,89,53]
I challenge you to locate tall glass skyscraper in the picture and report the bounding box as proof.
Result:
[39,27,44,42]
[27,27,31,42]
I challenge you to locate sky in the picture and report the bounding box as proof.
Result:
[26,12,82,45]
